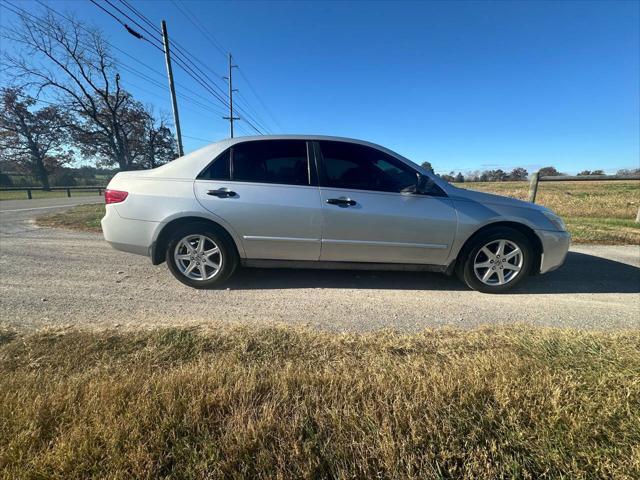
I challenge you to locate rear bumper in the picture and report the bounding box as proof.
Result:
[536,229,571,274]
[101,205,159,258]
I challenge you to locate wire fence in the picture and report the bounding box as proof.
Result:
[527,173,640,222]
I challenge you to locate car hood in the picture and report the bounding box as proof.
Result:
[447,185,548,212]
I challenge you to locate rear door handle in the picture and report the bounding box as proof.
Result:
[326,197,356,207]
[207,188,236,198]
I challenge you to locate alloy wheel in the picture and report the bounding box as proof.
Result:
[473,239,523,286]
[173,234,223,281]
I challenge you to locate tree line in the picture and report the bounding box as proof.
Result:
[0,10,177,189]
[420,162,639,183]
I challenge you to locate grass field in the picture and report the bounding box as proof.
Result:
[36,180,640,244]
[36,203,104,231]
[457,180,639,244]
[0,189,103,201]
[0,325,638,479]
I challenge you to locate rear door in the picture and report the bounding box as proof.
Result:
[194,139,322,261]
[316,140,457,265]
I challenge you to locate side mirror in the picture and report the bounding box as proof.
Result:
[409,173,446,197]
[416,173,429,194]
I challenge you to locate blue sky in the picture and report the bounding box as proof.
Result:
[1,0,638,174]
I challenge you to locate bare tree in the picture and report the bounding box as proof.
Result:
[71,90,149,169]
[3,10,156,170]
[139,113,177,169]
[0,87,72,189]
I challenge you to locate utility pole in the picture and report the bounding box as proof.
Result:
[161,20,184,157]
[223,53,239,138]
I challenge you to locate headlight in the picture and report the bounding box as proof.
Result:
[542,210,566,231]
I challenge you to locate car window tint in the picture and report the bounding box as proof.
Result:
[232,140,309,185]
[319,141,416,192]
[199,148,230,180]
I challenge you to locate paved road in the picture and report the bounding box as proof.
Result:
[1,197,639,331]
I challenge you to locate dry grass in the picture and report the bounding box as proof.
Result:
[1,325,638,479]
[458,180,640,244]
[36,203,104,232]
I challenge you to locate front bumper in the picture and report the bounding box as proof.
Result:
[535,229,571,274]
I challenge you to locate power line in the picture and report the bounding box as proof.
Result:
[118,65,226,115]
[108,0,231,102]
[27,94,214,144]
[3,0,227,125]
[112,1,271,134]
[88,1,228,105]
[7,0,269,135]
[183,134,219,143]
[86,0,234,112]
[237,67,283,132]
[100,0,164,51]
[166,0,274,133]
[116,0,228,82]
[90,1,267,135]
[169,0,227,58]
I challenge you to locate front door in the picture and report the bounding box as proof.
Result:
[316,140,457,265]
[195,140,322,261]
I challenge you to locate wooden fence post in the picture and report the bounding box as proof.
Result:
[528,172,539,203]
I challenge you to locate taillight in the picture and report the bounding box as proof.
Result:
[105,189,128,204]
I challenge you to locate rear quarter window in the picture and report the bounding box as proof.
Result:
[198,149,230,180]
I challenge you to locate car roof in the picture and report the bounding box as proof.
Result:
[210,134,396,150]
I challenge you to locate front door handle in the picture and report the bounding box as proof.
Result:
[207,188,236,198]
[326,197,356,207]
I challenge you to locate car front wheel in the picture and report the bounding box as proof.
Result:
[166,225,238,289]
[458,227,533,293]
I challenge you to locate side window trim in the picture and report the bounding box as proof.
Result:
[306,141,312,185]
[308,141,319,187]
[312,140,328,188]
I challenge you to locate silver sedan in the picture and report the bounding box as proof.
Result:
[101,135,570,293]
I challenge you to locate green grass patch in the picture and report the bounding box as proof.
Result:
[0,189,103,201]
[1,325,638,479]
[36,204,105,232]
[566,217,640,244]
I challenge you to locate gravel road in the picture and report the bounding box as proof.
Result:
[1,197,639,332]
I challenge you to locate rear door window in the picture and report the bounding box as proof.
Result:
[232,140,310,186]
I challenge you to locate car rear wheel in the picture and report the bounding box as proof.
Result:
[166,225,238,288]
[458,227,533,293]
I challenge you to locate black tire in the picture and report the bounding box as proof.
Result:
[456,227,533,293]
[165,224,238,289]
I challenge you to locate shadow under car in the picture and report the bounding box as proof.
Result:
[224,252,640,295]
